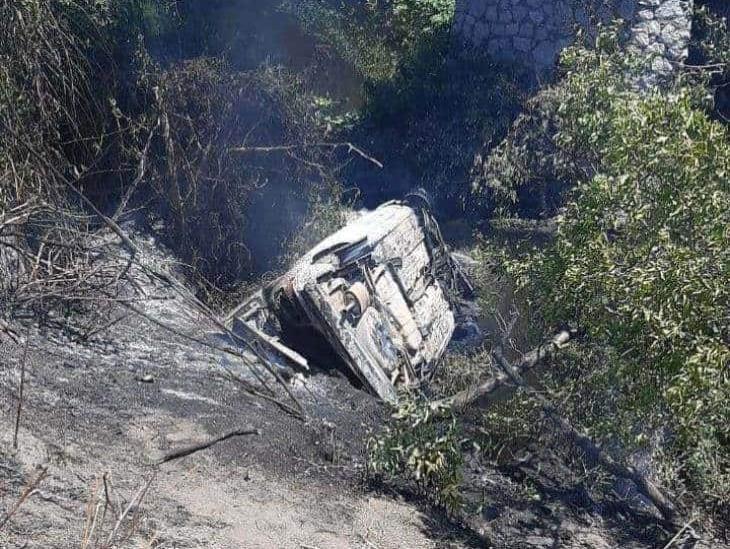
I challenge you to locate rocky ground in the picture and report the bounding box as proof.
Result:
[0,234,721,548]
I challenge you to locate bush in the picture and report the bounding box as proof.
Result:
[0,0,351,315]
[475,27,730,522]
[125,57,343,298]
[0,0,128,322]
[367,395,464,513]
[285,0,525,214]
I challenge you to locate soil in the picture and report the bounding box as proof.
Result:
[0,235,722,548]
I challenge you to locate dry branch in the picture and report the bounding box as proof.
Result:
[441,330,575,409]
[159,428,261,464]
[230,141,384,169]
[0,466,49,531]
[123,266,306,415]
[106,473,156,546]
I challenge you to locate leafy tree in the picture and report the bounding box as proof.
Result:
[476,28,730,520]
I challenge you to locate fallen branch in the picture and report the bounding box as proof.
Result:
[159,427,261,464]
[662,521,698,549]
[490,347,677,521]
[442,330,575,410]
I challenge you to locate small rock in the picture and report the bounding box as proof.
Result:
[524,535,554,548]
[139,374,154,383]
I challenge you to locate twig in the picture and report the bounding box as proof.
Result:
[119,301,275,398]
[13,338,29,450]
[73,313,130,343]
[230,142,384,169]
[102,472,122,520]
[106,473,156,546]
[112,123,157,223]
[81,478,103,549]
[0,466,49,531]
[158,428,261,464]
[662,521,695,549]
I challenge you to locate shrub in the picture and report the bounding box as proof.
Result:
[475,27,730,522]
[125,57,342,298]
[388,0,456,50]
[367,395,464,513]
[0,0,128,322]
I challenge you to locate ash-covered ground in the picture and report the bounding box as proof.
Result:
[0,232,712,548]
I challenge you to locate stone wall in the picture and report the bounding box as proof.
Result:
[454,0,694,76]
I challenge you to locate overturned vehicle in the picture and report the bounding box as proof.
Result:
[223,196,472,403]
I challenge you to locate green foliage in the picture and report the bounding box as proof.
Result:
[389,0,455,49]
[432,349,492,398]
[287,1,397,83]
[367,395,464,513]
[472,26,638,216]
[476,390,543,463]
[477,27,730,518]
[288,0,457,87]
[287,0,524,212]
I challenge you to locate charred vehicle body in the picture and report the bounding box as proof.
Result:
[224,196,471,403]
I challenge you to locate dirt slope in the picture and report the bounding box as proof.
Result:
[0,238,474,548]
[0,234,719,548]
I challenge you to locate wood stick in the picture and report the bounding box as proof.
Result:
[13,339,29,449]
[0,467,48,531]
[230,141,384,169]
[662,521,694,549]
[159,428,261,464]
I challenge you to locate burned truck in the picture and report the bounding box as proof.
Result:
[223,196,471,403]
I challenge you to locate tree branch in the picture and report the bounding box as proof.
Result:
[159,427,261,464]
[490,347,677,521]
[441,330,575,409]
[230,142,384,169]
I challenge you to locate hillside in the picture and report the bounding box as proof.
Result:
[1,1,728,547]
